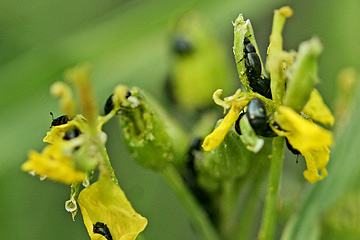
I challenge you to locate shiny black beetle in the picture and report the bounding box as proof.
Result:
[93,222,113,240]
[242,37,272,99]
[235,98,276,138]
[63,128,81,140]
[103,91,132,115]
[50,112,69,128]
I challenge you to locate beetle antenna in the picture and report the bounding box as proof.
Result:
[50,112,54,120]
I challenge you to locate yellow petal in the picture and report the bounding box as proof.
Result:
[78,175,147,240]
[302,148,329,183]
[202,100,248,151]
[273,106,333,183]
[43,116,87,144]
[21,144,85,184]
[302,89,335,126]
[43,124,71,144]
[274,106,333,151]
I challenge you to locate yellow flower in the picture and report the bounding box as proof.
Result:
[273,106,333,183]
[21,144,85,184]
[78,174,147,240]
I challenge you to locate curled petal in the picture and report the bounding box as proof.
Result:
[213,88,242,112]
[50,82,77,118]
[302,148,329,183]
[78,175,147,240]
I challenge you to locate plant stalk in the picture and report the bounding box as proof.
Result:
[162,166,221,240]
[258,137,285,240]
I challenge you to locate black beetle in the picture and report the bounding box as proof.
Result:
[235,98,277,138]
[173,36,193,55]
[242,37,272,99]
[182,137,216,223]
[63,128,81,140]
[93,222,113,240]
[104,91,132,115]
[50,112,69,128]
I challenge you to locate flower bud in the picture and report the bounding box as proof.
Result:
[117,87,182,171]
[168,12,234,111]
[197,120,249,180]
[283,37,323,111]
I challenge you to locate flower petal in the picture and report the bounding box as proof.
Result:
[273,106,333,183]
[202,100,248,151]
[78,175,147,240]
[274,106,333,151]
[302,89,334,126]
[302,148,329,183]
[21,144,85,184]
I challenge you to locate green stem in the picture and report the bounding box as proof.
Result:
[230,141,272,240]
[233,167,268,239]
[98,145,119,185]
[258,137,285,240]
[161,166,220,240]
[219,179,237,239]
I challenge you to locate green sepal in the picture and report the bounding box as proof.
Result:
[197,119,250,180]
[283,37,323,112]
[118,87,180,171]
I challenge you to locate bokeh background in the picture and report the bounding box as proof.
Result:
[0,0,359,239]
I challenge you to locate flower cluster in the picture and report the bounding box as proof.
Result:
[21,65,147,240]
[202,7,334,183]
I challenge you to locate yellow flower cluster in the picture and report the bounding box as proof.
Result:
[21,65,147,240]
[202,86,334,184]
[21,116,88,184]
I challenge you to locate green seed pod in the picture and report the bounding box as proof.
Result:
[117,87,181,171]
[197,120,250,180]
[168,12,234,111]
[283,37,323,112]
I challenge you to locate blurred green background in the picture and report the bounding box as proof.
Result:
[0,0,359,239]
